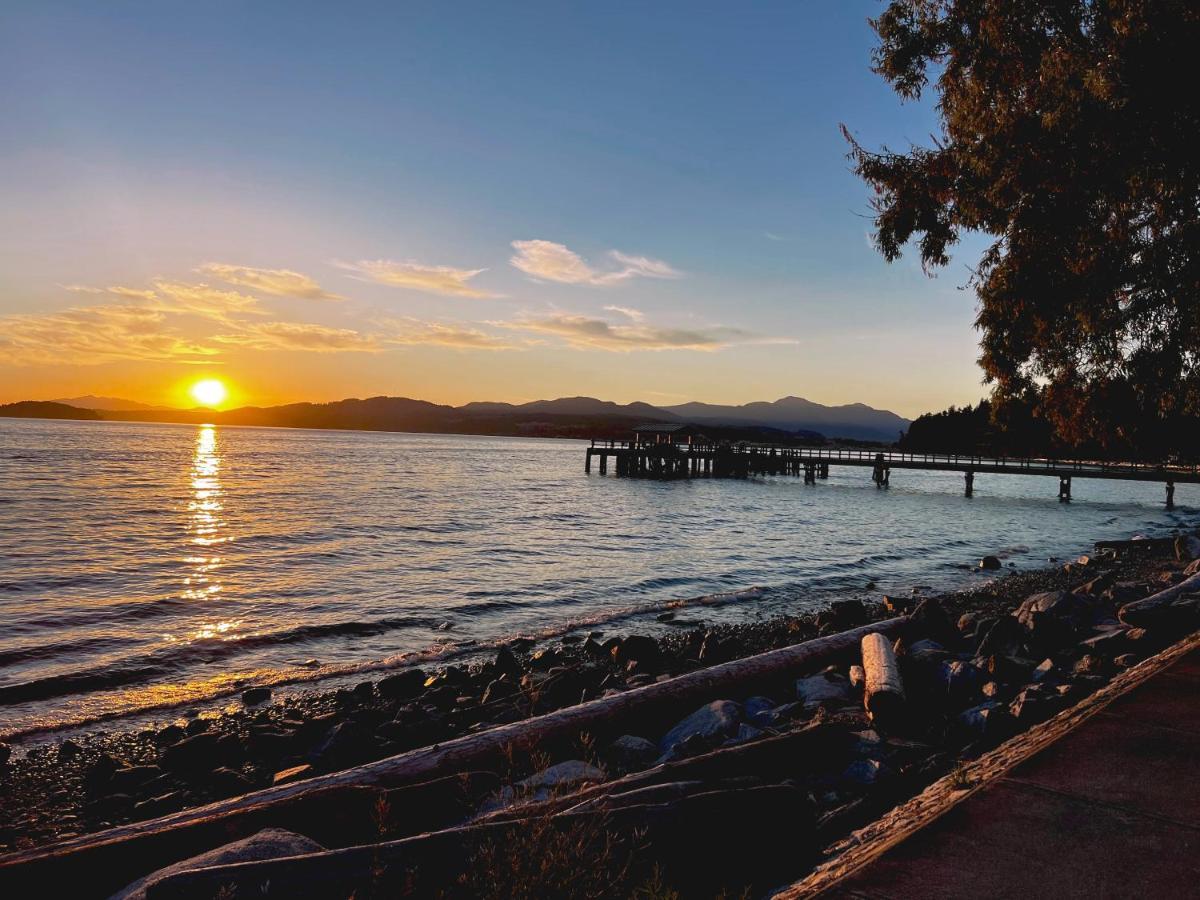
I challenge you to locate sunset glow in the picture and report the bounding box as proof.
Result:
[190,379,228,408]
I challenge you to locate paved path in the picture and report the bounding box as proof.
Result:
[801,643,1200,899]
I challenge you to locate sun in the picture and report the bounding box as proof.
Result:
[190,378,228,408]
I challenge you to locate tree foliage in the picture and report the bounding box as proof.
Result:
[847,0,1200,452]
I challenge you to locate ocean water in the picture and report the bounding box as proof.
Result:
[2,417,1196,740]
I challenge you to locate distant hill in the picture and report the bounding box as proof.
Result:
[0,401,102,420]
[661,396,909,443]
[2,393,908,443]
[52,395,170,411]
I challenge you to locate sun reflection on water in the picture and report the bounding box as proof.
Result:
[183,425,227,611]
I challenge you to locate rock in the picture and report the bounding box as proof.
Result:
[743,696,777,720]
[83,753,124,787]
[979,555,1002,570]
[0,743,11,767]
[936,659,981,699]
[109,765,162,793]
[1175,534,1200,561]
[1103,581,1151,605]
[490,645,521,678]
[352,681,375,700]
[210,766,253,796]
[750,701,802,728]
[1073,654,1105,676]
[984,654,1037,684]
[698,631,739,665]
[1076,572,1117,597]
[185,718,210,736]
[155,724,186,746]
[957,612,979,635]
[660,700,743,755]
[1009,687,1061,724]
[881,594,916,615]
[1120,594,1200,631]
[1015,590,1093,648]
[1185,558,1200,577]
[582,636,607,659]
[1080,626,1131,655]
[310,722,377,770]
[976,616,1027,658]
[515,760,605,801]
[602,735,659,773]
[904,597,959,646]
[848,665,865,689]
[58,740,82,762]
[481,676,519,705]
[241,686,272,706]
[842,758,891,786]
[377,669,426,700]
[160,732,221,773]
[817,599,868,630]
[613,635,662,669]
[133,791,186,820]
[795,672,856,710]
[272,764,313,786]
[1031,658,1058,682]
[112,828,325,900]
[1114,653,1139,668]
[958,701,1008,738]
[725,723,765,746]
[528,646,564,670]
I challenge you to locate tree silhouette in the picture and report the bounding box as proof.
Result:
[846,1,1200,452]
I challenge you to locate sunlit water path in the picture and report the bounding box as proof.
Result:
[2,418,1197,739]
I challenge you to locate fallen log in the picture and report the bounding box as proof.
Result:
[861,632,905,728]
[1118,571,1200,628]
[0,617,905,897]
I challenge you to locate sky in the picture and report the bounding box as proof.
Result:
[0,1,991,417]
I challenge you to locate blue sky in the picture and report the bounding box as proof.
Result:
[0,1,989,416]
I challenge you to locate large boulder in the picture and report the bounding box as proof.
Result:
[602,735,659,774]
[112,828,324,900]
[795,671,856,711]
[1015,590,1094,649]
[659,700,742,756]
[377,668,426,700]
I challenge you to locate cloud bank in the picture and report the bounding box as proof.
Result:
[336,259,497,298]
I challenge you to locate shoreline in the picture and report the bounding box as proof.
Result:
[0,529,1188,860]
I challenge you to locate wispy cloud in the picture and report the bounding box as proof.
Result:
[509,240,681,286]
[374,316,519,350]
[66,280,264,324]
[603,305,645,322]
[0,303,219,365]
[198,263,344,301]
[336,259,498,298]
[212,321,380,352]
[502,312,759,352]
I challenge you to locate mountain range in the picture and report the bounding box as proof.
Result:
[3,394,910,443]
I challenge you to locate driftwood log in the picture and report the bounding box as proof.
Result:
[0,617,905,898]
[1118,571,1200,627]
[861,632,905,728]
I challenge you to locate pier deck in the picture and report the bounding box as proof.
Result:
[585,441,1200,505]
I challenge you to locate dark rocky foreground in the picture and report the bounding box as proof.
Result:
[2,533,1199,897]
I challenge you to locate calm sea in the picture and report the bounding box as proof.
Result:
[2,417,1196,739]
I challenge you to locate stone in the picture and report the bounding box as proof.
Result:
[133,791,186,820]
[1009,687,1061,724]
[980,555,1002,570]
[984,654,1038,684]
[515,760,605,801]
[58,740,82,762]
[1080,626,1131,655]
[1073,654,1105,676]
[1075,572,1117,597]
[1114,653,1139,668]
[958,701,1007,738]
[210,766,253,796]
[1015,590,1094,648]
[0,742,11,767]
[976,616,1027,658]
[904,597,958,646]
[795,672,856,710]
[481,676,519,704]
[698,632,737,665]
[842,758,891,786]
[849,665,866,689]
[957,612,979,634]
[1031,658,1058,682]
[241,686,272,706]
[1185,558,1200,576]
[725,723,765,745]
[310,721,377,770]
[109,765,162,793]
[936,659,981,699]
[112,828,325,900]
[272,764,313,786]
[817,599,868,630]
[377,668,426,700]
[603,735,659,773]
[613,635,662,669]
[1175,534,1200,561]
[155,724,186,746]
[750,701,802,728]
[743,696,777,720]
[881,594,916,615]
[528,646,564,670]
[659,700,742,755]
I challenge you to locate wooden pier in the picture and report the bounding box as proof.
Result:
[585,439,1200,507]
